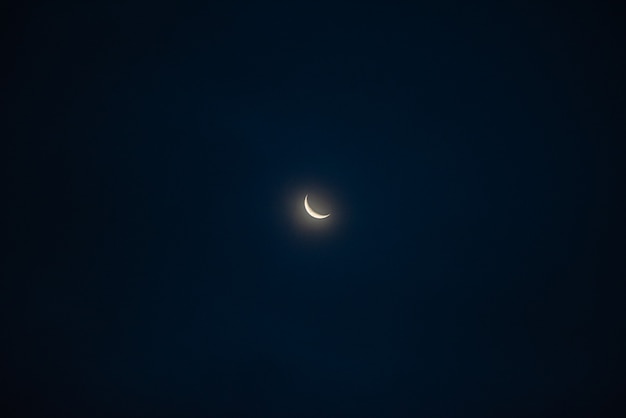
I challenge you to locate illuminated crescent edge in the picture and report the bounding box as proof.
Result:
[304,195,330,219]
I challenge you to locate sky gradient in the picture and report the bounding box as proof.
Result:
[3,1,626,417]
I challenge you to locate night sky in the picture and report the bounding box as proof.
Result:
[3,1,626,417]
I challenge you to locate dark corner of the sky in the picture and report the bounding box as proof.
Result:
[3,0,626,417]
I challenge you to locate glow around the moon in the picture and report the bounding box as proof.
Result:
[304,194,330,219]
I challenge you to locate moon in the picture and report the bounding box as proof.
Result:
[304,194,330,219]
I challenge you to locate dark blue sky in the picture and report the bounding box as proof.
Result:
[4,1,626,417]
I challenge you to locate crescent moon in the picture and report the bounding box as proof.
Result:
[304,194,330,219]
